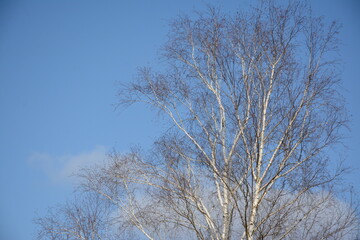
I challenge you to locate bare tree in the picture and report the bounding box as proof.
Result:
[35,192,120,240]
[36,1,359,240]
[114,1,358,239]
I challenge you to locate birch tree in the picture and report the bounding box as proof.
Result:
[36,1,359,239]
[114,1,358,239]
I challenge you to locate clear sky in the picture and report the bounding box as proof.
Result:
[0,1,359,239]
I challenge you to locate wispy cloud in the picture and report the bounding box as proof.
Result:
[28,145,108,183]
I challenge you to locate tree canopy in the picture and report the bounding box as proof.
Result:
[36,1,359,239]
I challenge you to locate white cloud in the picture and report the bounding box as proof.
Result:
[28,145,108,183]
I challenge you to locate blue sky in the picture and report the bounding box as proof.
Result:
[0,1,359,239]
